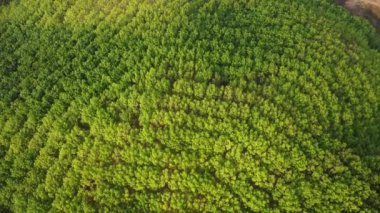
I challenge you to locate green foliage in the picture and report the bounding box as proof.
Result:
[0,0,380,212]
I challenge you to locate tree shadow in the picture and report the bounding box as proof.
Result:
[0,0,11,6]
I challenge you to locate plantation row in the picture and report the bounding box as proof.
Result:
[1,0,380,212]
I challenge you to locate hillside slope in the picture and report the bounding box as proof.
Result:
[1,0,380,212]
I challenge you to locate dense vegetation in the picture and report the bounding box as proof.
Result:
[1,0,380,212]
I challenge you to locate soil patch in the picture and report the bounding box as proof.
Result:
[338,0,380,32]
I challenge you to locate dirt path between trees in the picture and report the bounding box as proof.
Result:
[337,0,380,32]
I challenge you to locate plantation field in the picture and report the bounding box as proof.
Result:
[1,0,380,212]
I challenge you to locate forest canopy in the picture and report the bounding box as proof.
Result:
[1,0,380,212]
